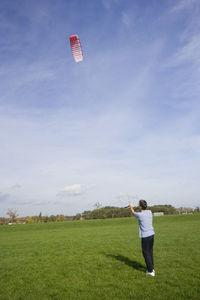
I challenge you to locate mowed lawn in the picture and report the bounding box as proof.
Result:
[0,214,200,300]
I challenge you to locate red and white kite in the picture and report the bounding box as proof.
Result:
[69,35,83,63]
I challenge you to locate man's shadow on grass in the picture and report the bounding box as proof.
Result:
[105,254,146,272]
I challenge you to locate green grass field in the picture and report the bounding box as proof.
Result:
[0,214,200,300]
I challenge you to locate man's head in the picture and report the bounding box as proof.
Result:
[139,200,147,210]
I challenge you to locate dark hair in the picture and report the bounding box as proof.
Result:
[139,200,147,210]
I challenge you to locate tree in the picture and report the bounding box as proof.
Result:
[6,209,18,223]
[0,217,6,225]
[150,205,177,215]
[73,213,82,220]
[93,202,102,210]
[49,215,56,222]
[26,216,35,223]
[82,210,91,219]
[56,214,65,222]
[43,216,49,223]
[38,212,42,222]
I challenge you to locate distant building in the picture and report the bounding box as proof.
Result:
[153,212,164,216]
[177,207,194,214]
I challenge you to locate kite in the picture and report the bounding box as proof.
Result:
[69,35,83,63]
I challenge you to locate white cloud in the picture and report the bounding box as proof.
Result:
[57,184,86,197]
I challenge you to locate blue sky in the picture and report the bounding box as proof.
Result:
[0,0,200,217]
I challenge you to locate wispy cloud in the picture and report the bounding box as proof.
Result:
[1,0,200,216]
[164,2,200,106]
[171,0,198,12]
[11,184,22,189]
[102,0,119,10]
[0,192,10,202]
[169,34,200,66]
[11,199,51,206]
[121,11,134,28]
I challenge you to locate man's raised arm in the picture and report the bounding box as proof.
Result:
[129,203,135,216]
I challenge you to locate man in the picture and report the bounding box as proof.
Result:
[129,200,155,276]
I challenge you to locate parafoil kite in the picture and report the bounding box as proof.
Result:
[69,35,83,63]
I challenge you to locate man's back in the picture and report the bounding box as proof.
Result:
[134,210,155,238]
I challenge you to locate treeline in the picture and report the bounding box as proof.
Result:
[74,205,179,220]
[1,205,199,225]
[74,205,200,220]
[0,213,74,225]
[150,205,178,215]
[76,206,132,220]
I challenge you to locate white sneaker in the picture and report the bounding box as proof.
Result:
[146,270,155,277]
